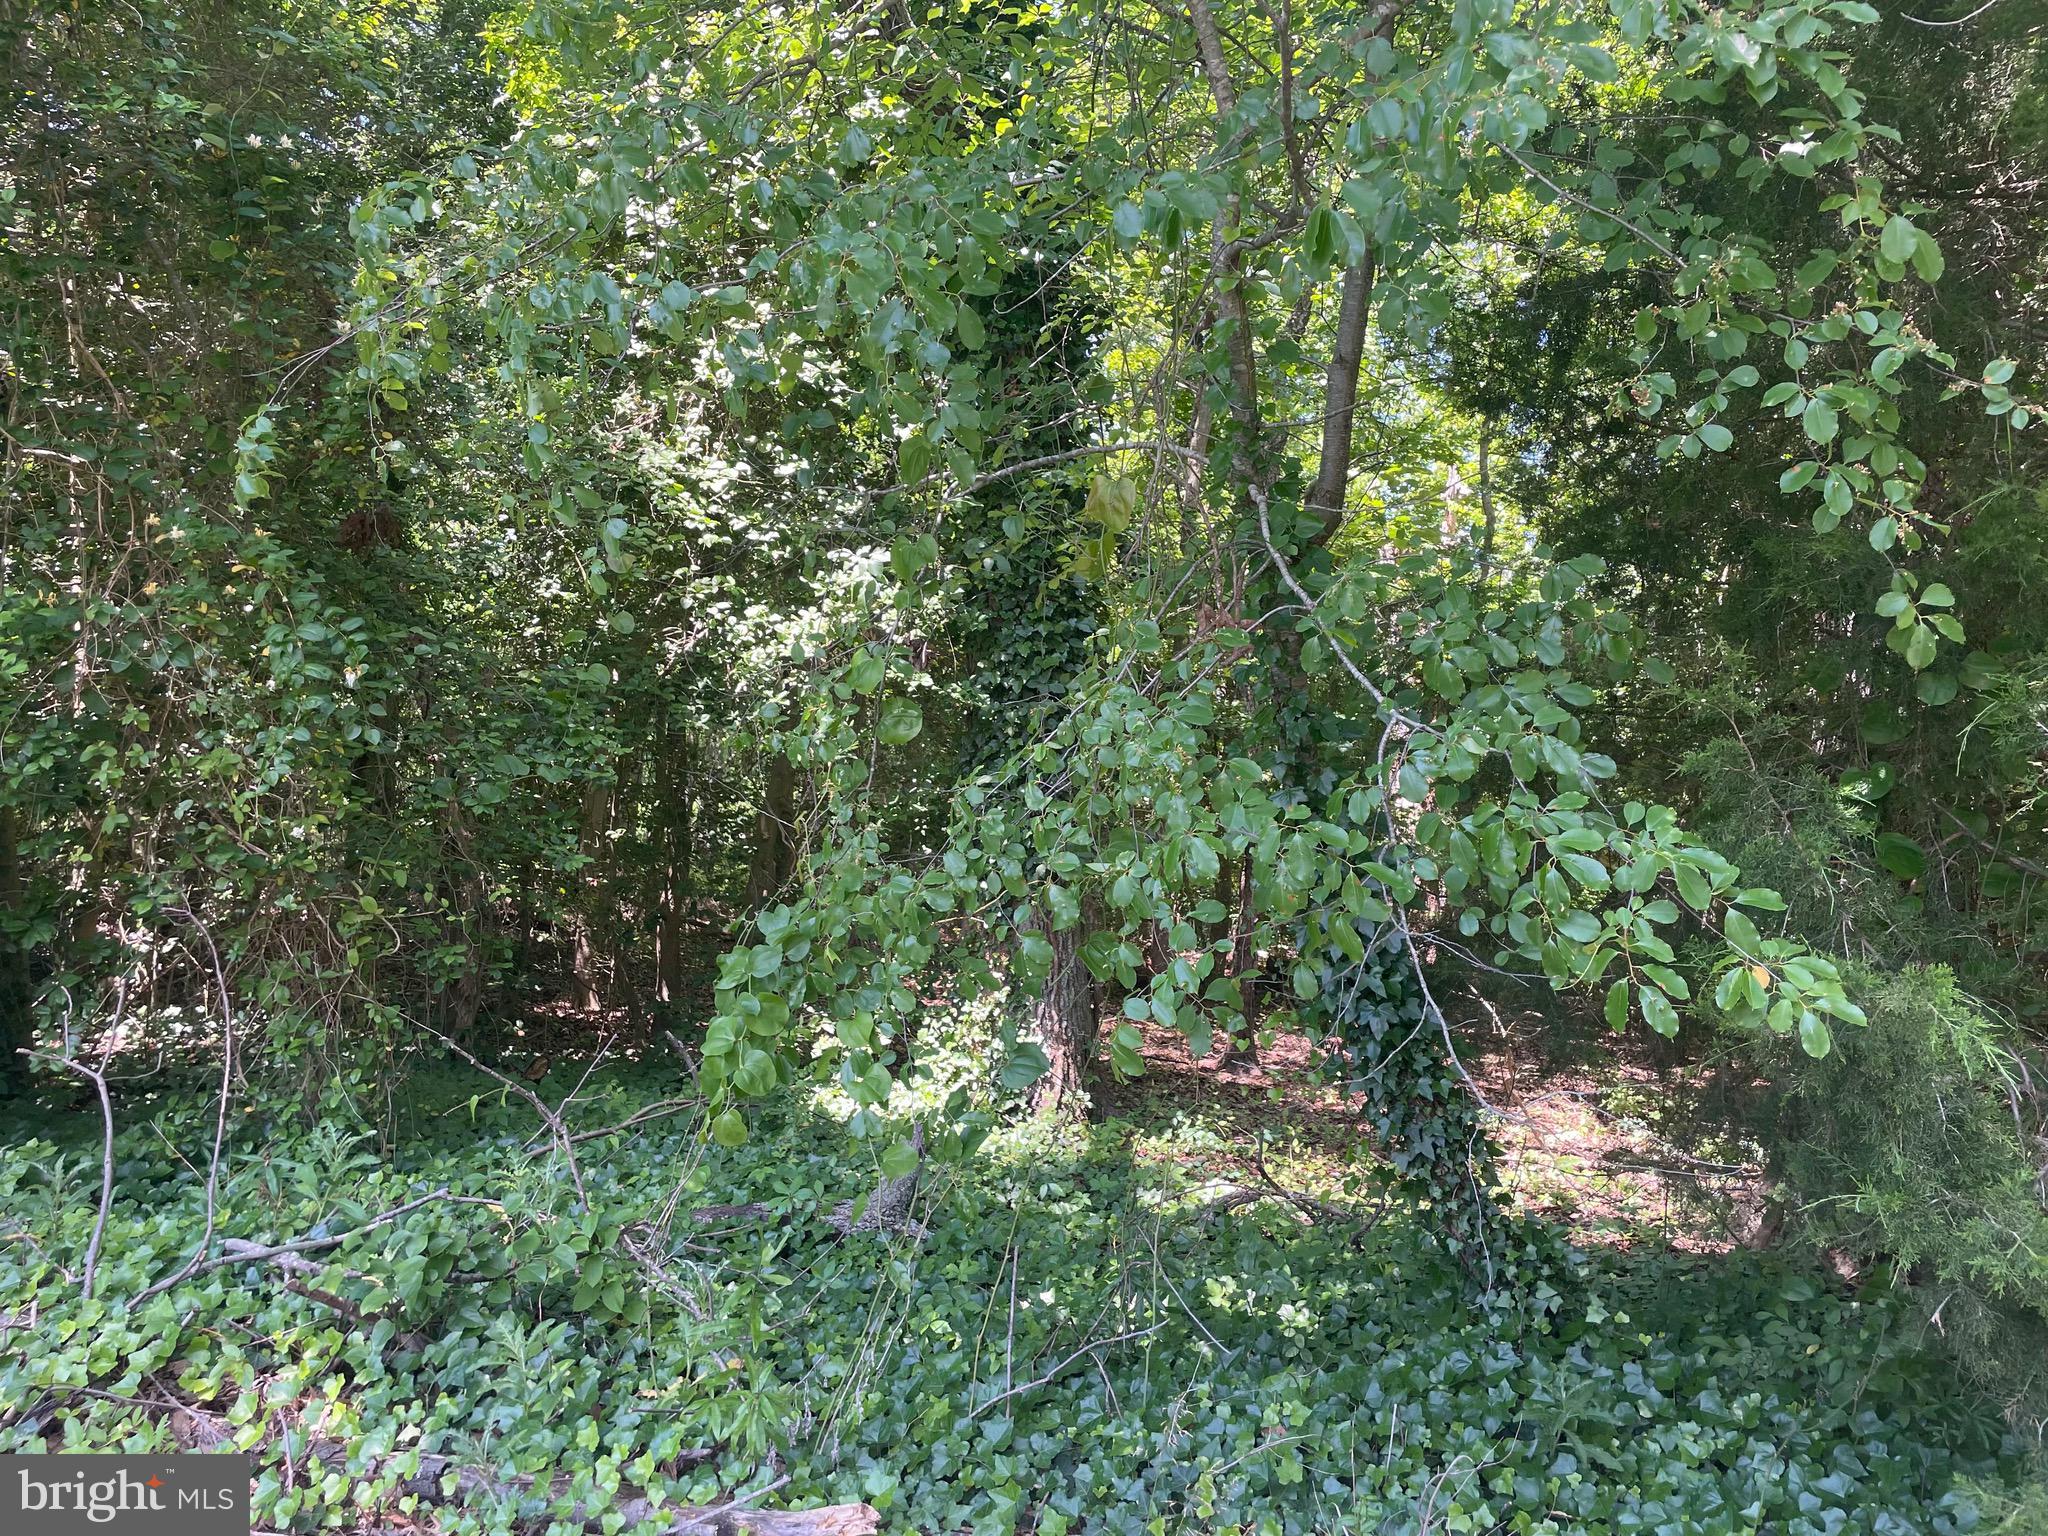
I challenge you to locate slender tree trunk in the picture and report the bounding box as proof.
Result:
[1476,417,1497,579]
[1304,251,1377,538]
[1028,922,1097,1118]
[655,739,694,1005]
[1220,856,1262,1066]
[571,781,611,1013]
[445,803,488,1044]
[0,804,32,1077]
[745,750,796,909]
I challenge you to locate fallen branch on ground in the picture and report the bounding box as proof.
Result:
[134,1188,499,1303]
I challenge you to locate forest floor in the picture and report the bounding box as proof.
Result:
[1098,1001,1773,1259]
[0,1000,2024,1535]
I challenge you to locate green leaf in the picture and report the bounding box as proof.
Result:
[1960,651,2001,690]
[1640,987,1680,1038]
[880,1138,921,1179]
[1723,907,1760,953]
[711,1108,748,1148]
[1000,1041,1051,1091]
[1604,979,1630,1031]
[878,698,924,744]
[1915,671,1957,706]
[1911,232,1944,282]
[1874,832,1925,879]
[898,434,932,485]
[1879,214,1917,266]
[1557,910,1602,943]
[1797,1012,1833,1059]
[848,648,886,695]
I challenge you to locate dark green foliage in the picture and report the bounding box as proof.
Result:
[6,0,2048,1516]
[1317,926,1506,1278]
[0,1070,2019,1534]
[1750,964,2048,1427]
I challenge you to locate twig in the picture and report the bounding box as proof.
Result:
[146,910,238,1302]
[569,1096,705,1146]
[969,1324,1167,1420]
[134,1188,493,1302]
[19,1048,115,1300]
[1903,0,2005,24]
[427,1025,590,1208]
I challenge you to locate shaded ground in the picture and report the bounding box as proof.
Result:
[1093,994,1772,1256]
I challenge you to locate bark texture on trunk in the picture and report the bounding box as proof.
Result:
[1220,856,1262,1066]
[1028,922,1097,1118]
[1477,417,1497,578]
[1304,251,1377,539]
[745,750,797,910]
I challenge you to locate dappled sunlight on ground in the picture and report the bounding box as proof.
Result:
[1094,1000,1772,1257]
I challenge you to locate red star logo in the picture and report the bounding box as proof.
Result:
[147,1477,163,1488]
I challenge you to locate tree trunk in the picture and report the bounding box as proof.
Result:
[745,749,796,909]
[440,799,488,1043]
[0,804,32,1078]
[654,740,694,1006]
[570,781,611,1013]
[1028,921,1097,1118]
[1220,855,1262,1066]
[1476,416,1497,579]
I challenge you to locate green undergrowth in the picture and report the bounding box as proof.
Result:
[0,1063,2029,1535]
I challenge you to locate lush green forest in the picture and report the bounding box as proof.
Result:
[3,0,2046,1529]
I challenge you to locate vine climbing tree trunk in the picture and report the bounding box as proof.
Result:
[1028,921,1097,1118]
